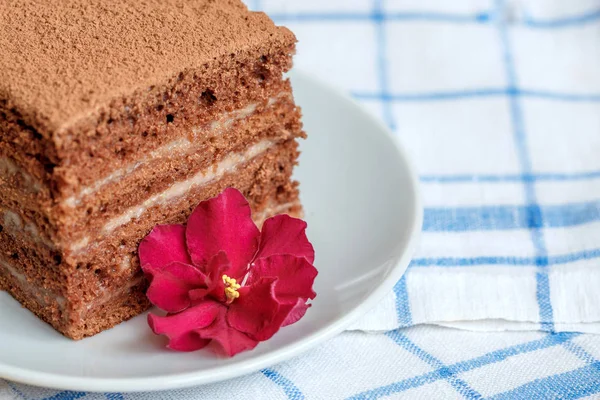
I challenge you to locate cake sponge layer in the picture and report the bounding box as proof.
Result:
[0,0,296,134]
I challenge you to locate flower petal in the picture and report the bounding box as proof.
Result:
[248,255,318,303]
[139,224,192,269]
[251,299,309,342]
[186,188,260,279]
[255,215,315,263]
[227,277,280,336]
[282,300,311,327]
[143,261,208,313]
[189,251,229,303]
[148,301,223,351]
[197,309,259,357]
[160,334,211,352]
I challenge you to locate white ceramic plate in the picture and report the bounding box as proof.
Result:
[0,70,422,392]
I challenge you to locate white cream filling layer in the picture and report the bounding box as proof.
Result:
[0,157,42,193]
[83,275,145,313]
[0,258,66,309]
[253,201,302,226]
[64,95,284,208]
[1,256,144,319]
[1,209,56,249]
[69,139,276,252]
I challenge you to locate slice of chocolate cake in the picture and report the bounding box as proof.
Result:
[0,0,304,339]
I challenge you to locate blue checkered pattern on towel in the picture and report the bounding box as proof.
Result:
[3,0,600,398]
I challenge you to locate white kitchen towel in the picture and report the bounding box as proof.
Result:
[300,0,600,334]
[3,326,600,399]
[3,0,600,398]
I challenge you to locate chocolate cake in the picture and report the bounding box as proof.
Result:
[0,0,304,339]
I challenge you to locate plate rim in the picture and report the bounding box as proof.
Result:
[0,69,423,393]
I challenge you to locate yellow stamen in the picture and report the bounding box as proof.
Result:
[222,274,241,302]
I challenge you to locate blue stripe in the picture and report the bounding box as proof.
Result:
[386,11,490,23]
[354,88,507,101]
[412,255,535,267]
[385,332,483,399]
[269,11,489,24]
[105,394,125,400]
[410,247,600,267]
[262,368,305,400]
[524,9,600,28]
[352,88,600,102]
[563,341,600,365]
[497,0,555,329]
[536,271,554,330]
[349,332,577,399]
[42,392,87,400]
[550,248,600,264]
[271,11,376,22]
[424,205,538,231]
[269,9,600,28]
[488,361,600,400]
[393,275,412,327]
[420,170,600,183]
[7,382,27,400]
[519,89,600,102]
[423,202,600,232]
[374,0,396,131]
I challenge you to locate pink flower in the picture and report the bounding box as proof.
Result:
[139,188,317,357]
